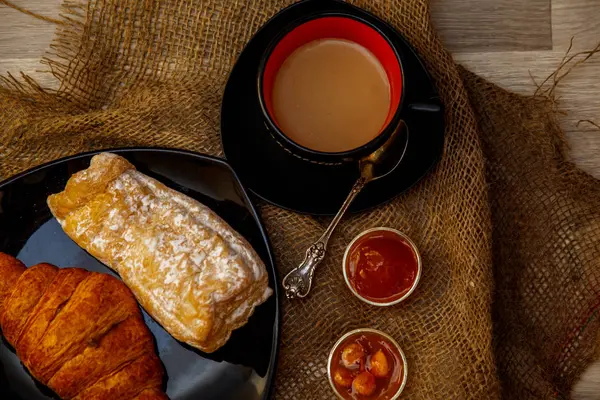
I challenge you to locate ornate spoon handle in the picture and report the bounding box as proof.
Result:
[282,175,370,299]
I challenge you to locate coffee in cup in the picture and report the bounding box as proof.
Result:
[260,15,403,163]
[272,38,391,153]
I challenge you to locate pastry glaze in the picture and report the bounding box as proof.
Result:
[0,253,166,400]
[48,153,273,353]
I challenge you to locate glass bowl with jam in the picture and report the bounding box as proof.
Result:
[327,328,407,400]
[343,227,421,306]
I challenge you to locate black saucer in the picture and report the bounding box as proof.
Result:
[221,0,444,216]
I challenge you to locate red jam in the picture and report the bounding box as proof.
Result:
[346,230,419,303]
[330,331,404,399]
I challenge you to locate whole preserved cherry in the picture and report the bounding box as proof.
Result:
[352,371,376,396]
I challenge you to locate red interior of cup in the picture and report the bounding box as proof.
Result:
[262,16,403,140]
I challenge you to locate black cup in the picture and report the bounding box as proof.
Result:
[258,12,405,164]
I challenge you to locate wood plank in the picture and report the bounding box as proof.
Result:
[552,0,600,51]
[429,0,552,52]
[0,57,58,89]
[0,0,61,59]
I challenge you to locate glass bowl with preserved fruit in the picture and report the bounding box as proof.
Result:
[327,328,408,400]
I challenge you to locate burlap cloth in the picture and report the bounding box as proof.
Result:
[1,0,600,399]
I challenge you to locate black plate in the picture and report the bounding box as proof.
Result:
[221,0,444,215]
[0,148,279,400]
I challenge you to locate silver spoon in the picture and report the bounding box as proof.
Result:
[282,121,409,299]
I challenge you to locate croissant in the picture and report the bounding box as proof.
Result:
[47,152,273,353]
[0,253,167,400]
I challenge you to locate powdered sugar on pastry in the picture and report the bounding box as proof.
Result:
[47,152,273,353]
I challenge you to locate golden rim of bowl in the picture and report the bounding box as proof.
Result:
[327,328,408,400]
[342,227,422,307]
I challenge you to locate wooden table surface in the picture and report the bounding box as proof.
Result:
[1,0,599,177]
